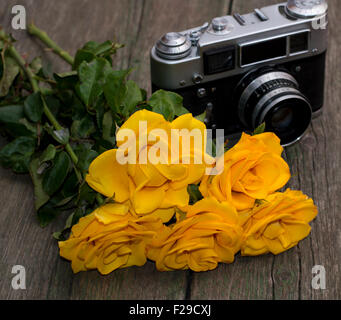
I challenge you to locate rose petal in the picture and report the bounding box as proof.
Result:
[86,149,130,202]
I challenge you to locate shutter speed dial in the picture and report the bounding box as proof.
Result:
[155,32,192,60]
[285,0,328,19]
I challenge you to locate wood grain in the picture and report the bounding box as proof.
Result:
[190,0,341,300]
[125,0,231,94]
[0,0,231,300]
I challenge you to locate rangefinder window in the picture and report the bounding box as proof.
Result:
[203,46,235,75]
[290,32,309,54]
[241,37,287,66]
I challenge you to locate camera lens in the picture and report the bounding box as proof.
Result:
[264,100,312,145]
[270,106,293,129]
[236,67,312,146]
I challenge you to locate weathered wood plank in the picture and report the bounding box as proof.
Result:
[1,0,340,301]
[127,0,231,93]
[0,0,232,300]
[291,0,341,299]
[0,0,150,300]
[190,0,341,300]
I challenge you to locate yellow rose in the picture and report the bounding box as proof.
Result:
[59,202,164,274]
[147,198,243,271]
[240,189,318,256]
[86,110,209,222]
[200,132,290,211]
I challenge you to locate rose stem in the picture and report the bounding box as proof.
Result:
[1,31,82,181]
[27,23,74,66]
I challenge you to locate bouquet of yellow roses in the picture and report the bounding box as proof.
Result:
[59,109,317,274]
[0,25,317,275]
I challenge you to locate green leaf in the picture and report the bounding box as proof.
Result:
[24,92,44,122]
[187,184,203,204]
[58,172,79,199]
[18,118,37,134]
[54,128,70,145]
[0,55,20,97]
[74,144,98,173]
[195,111,206,123]
[0,105,24,123]
[95,138,115,153]
[39,60,54,79]
[52,231,63,240]
[0,105,36,137]
[255,199,267,206]
[73,50,96,70]
[82,41,101,51]
[140,88,147,101]
[71,116,96,139]
[42,151,71,195]
[52,193,76,208]
[95,102,106,131]
[175,208,187,223]
[2,122,35,138]
[0,54,3,81]
[64,211,77,229]
[148,89,188,121]
[102,111,114,141]
[29,157,50,211]
[53,71,78,89]
[73,41,124,70]
[71,95,86,121]
[121,80,143,117]
[0,136,36,173]
[83,40,124,56]
[78,182,97,206]
[76,58,111,106]
[253,122,266,135]
[39,144,56,164]
[92,40,115,55]
[52,206,85,240]
[47,172,79,208]
[29,57,42,75]
[37,202,61,227]
[44,95,61,117]
[45,125,70,145]
[103,69,130,113]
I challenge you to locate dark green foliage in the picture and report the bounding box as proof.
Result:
[0,33,190,238]
[253,122,266,135]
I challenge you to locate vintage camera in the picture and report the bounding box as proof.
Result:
[150,0,328,146]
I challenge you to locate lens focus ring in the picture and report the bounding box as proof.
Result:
[236,67,312,146]
[251,86,301,128]
[253,79,296,98]
[238,70,298,127]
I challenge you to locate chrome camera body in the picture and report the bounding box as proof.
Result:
[150,0,328,146]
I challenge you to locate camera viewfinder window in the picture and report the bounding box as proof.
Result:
[290,32,309,54]
[203,46,236,75]
[241,37,287,66]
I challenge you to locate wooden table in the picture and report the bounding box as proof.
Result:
[0,0,340,300]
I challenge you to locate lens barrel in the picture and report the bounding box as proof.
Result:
[236,67,312,146]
